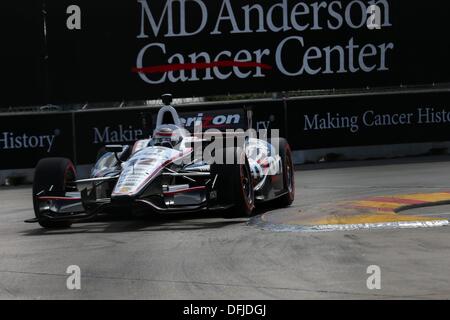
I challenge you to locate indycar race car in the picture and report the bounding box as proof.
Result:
[26,95,295,228]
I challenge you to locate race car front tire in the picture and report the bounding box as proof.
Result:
[211,148,255,218]
[32,158,76,228]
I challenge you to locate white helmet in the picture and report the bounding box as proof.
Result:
[152,125,184,148]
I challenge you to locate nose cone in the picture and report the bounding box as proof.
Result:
[111,146,184,197]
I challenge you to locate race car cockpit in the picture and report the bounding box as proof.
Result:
[148,95,190,149]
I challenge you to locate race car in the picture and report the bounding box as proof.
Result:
[26,95,295,228]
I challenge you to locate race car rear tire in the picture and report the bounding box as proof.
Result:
[273,138,295,207]
[211,148,255,218]
[32,158,76,228]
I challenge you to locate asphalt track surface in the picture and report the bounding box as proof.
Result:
[1,156,450,299]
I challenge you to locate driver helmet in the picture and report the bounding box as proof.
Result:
[152,126,183,148]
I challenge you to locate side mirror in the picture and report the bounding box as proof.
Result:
[105,145,124,164]
[105,145,123,153]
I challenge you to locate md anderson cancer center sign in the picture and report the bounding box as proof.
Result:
[134,0,393,83]
[41,0,450,104]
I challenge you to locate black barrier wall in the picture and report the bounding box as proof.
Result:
[286,91,450,150]
[0,113,74,169]
[2,1,450,107]
[0,99,284,169]
[1,91,450,170]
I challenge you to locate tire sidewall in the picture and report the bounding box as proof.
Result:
[32,158,76,228]
[238,153,255,215]
[282,143,295,202]
[275,138,295,206]
[213,148,255,217]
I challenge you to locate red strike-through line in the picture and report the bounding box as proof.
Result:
[132,60,272,74]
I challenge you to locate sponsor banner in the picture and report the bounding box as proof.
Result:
[0,113,73,169]
[286,91,450,150]
[249,100,286,138]
[73,109,152,164]
[2,92,450,170]
[175,100,285,135]
[1,1,46,107]
[177,107,246,132]
[42,0,450,104]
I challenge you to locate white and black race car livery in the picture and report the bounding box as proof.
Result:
[26,95,295,229]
